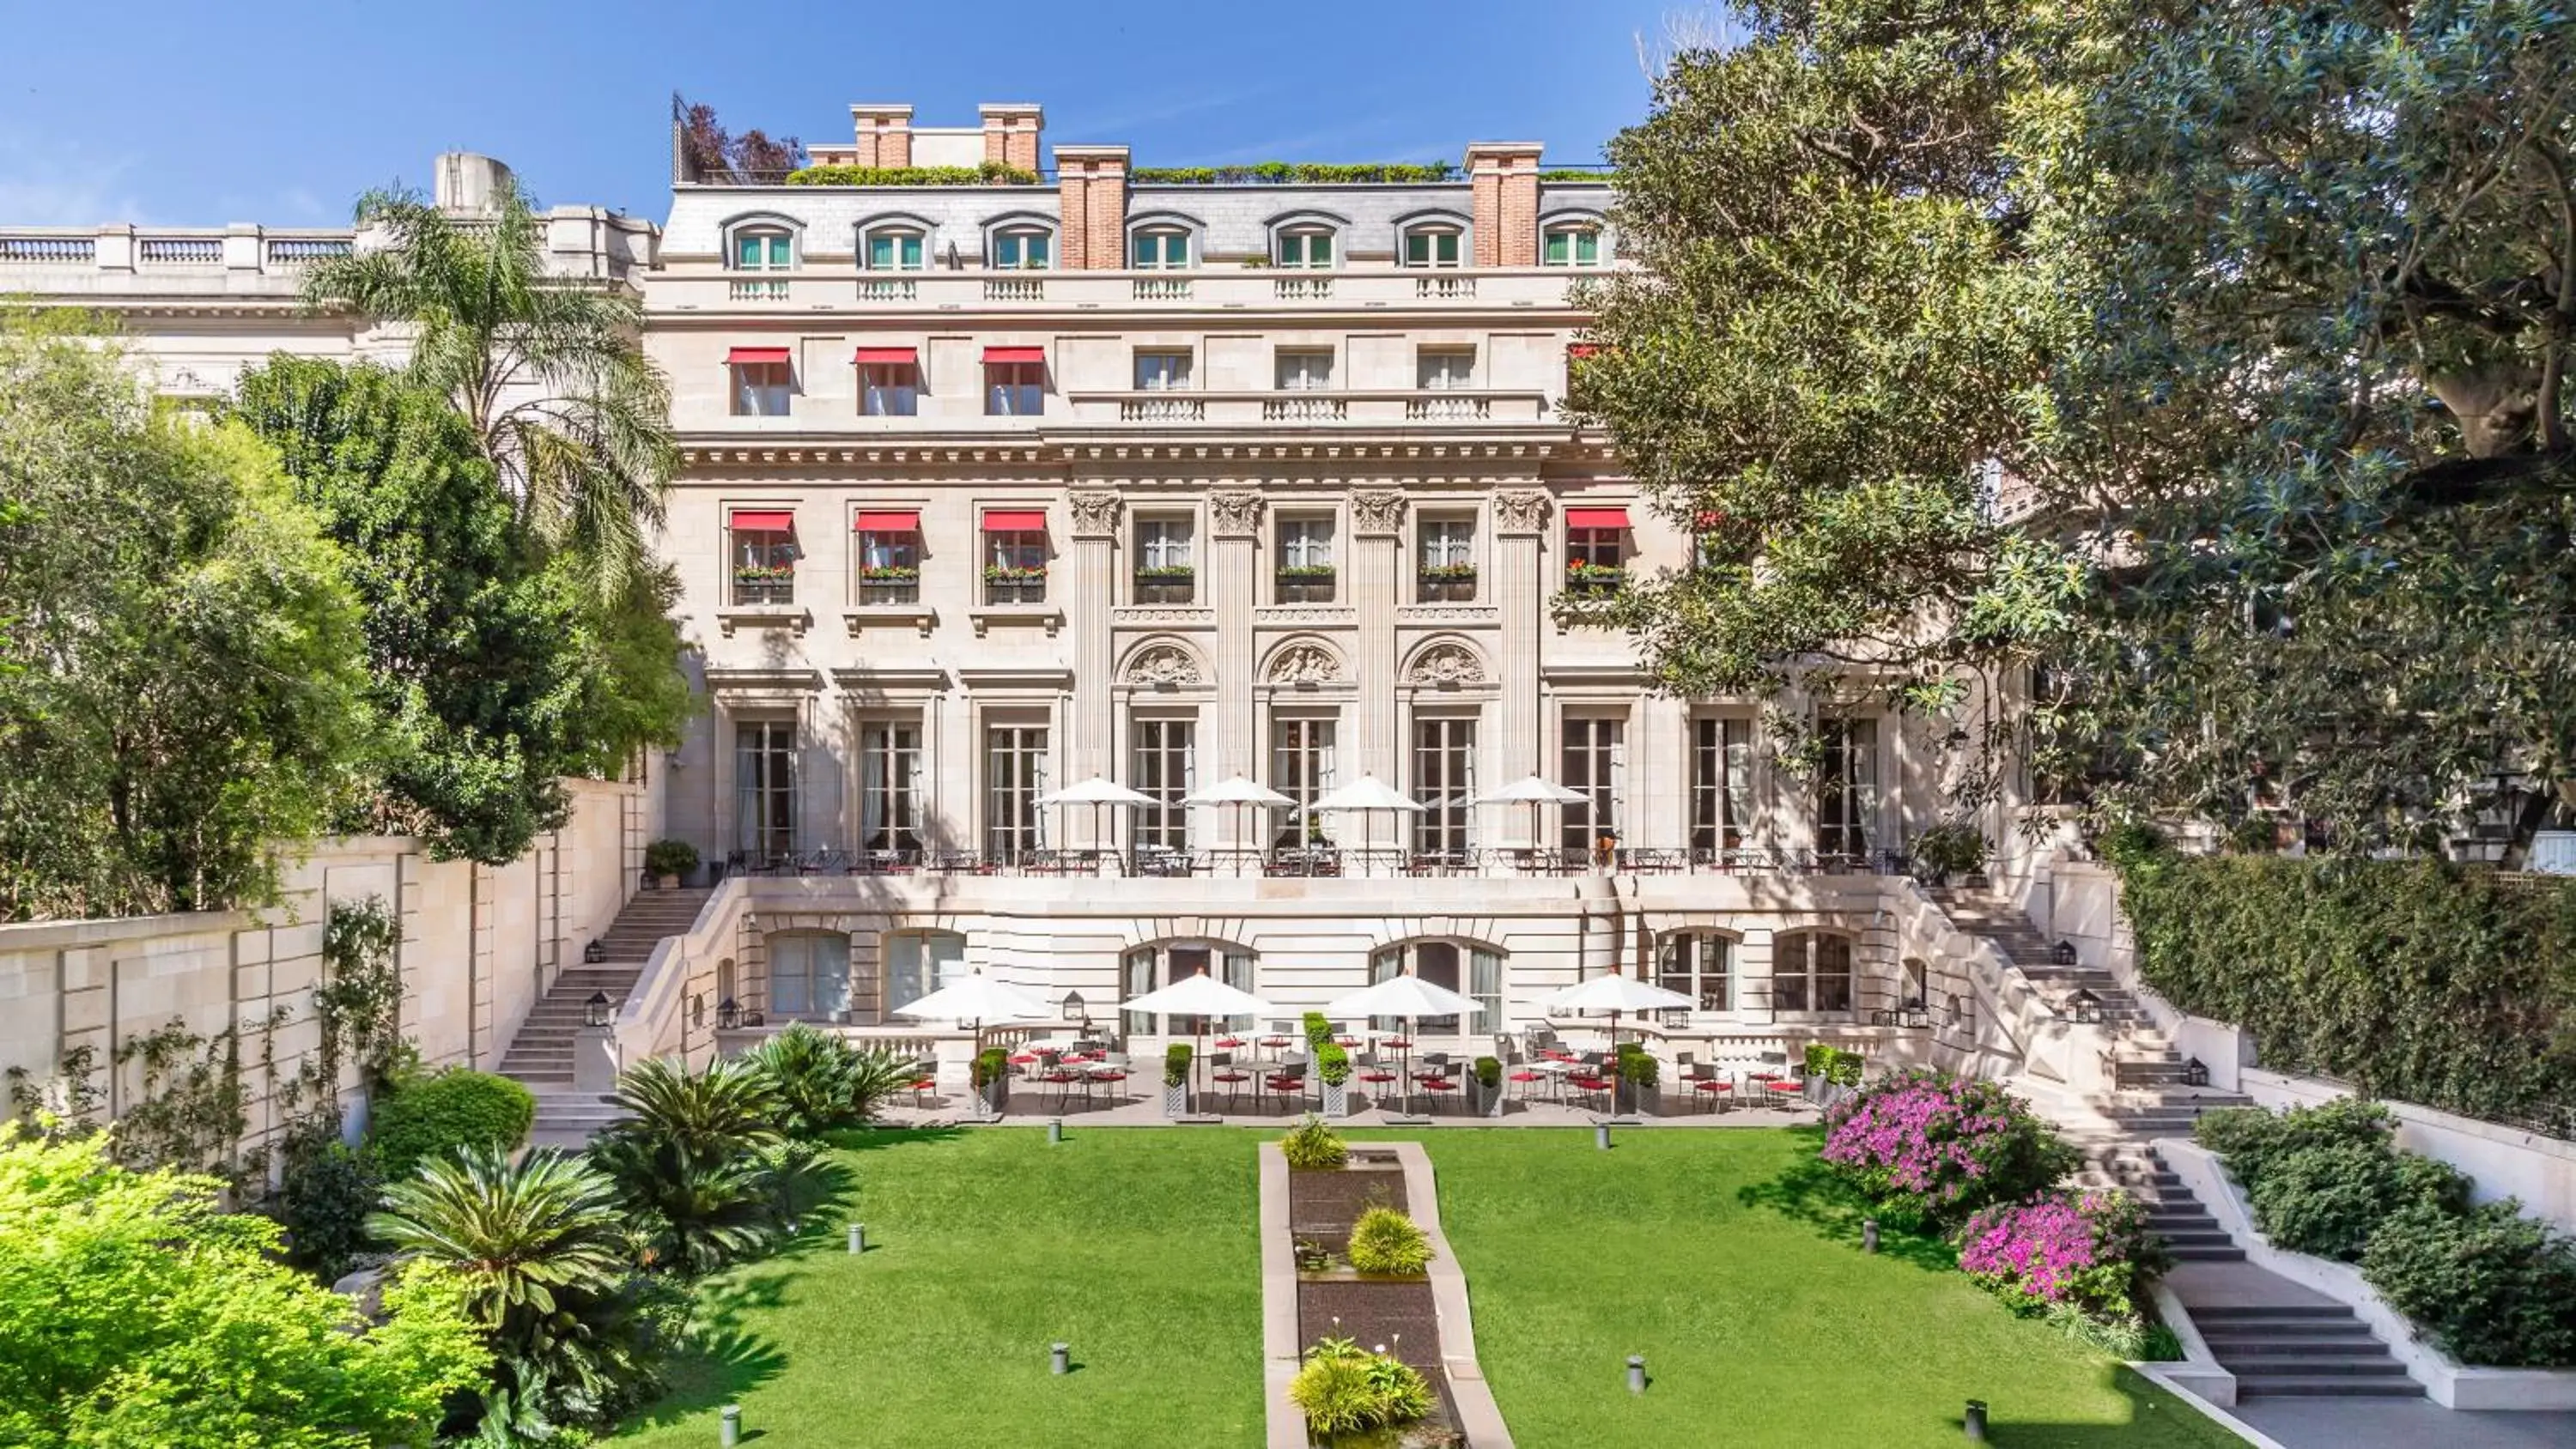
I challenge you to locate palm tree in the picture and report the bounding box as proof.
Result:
[605,1055,783,1166]
[593,1057,789,1275]
[302,180,674,589]
[742,1022,916,1135]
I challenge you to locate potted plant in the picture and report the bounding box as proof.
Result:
[1419,561,1478,584]
[970,1046,1010,1119]
[1277,562,1336,582]
[982,563,1047,585]
[1468,1055,1504,1117]
[1613,1046,1660,1116]
[1163,1042,1193,1117]
[1909,822,1989,888]
[642,839,697,890]
[1564,560,1625,593]
[1315,1043,1352,1117]
[856,563,920,582]
[1134,563,1195,582]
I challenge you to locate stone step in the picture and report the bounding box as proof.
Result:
[2167,1245,2246,1262]
[2208,1337,2388,1358]
[2153,1228,2236,1248]
[2233,1376,2421,1398]
[2190,1305,2358,1323]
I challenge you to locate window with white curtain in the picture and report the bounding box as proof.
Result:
[1691,717,1756,855]
[858,722,920,854]
[1131,718,1195,853]
[767,932,850,1020]
[1367,942,1504,1036]
[1269,715,1337,847]
[1559,716,1625,852]
[1413,716,1476,855]
[884,931,966,1016]
[1658,932,1734,1012]
[1816,718,1880,862]
[984,724,1049,860]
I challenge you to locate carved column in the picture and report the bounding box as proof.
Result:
[1067,489,1122,852]
[1209,489,1263,858]
[1351,488,1407,783]
[1492,488,1551,844]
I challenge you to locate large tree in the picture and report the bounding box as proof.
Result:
[1567,0,2081,811]
[302,179,677,591]
[233,356,692,865]
[0,318,374,919]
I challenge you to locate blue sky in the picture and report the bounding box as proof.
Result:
[0,0,1692,227]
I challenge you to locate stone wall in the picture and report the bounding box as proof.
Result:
[0,775,653,1165]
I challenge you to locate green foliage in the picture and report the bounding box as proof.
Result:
[2361,1203,2576,1367]
[369,1145,664,1426]
[2125,852,2576,1135]
[1805,1044,1866,1087]
[1473,1056,1502,1089]
[593,1058,784,1276]
[2198,1100,2472,1261]
[642,839,698,878]
[2191,1099,2396,1188]
[371,1068,537,1182]
[1539,168,1614,183]
[971,1046,1010,1089]
[231,358,690,864]
[301,180,677,596]
[786,161,1038,186]
[1616,1044,1661,1089]
[742,1025,912,1135]
[317,895,406,1094]
[2249,1144,2427,1262]
[0,319,376,919]
[1130,161,1456,185]
[1909,822,1989,880]
[1303,1010,1334,1049]
[1346,1205,1434,1276]
[276,1135,382,1282]
[1314,1042,1351,1088]
[0,1128,487,1448]
[1163,1042,1193,1089]
[1279,1115,1348,1171]
[1289,1337,1434,1437]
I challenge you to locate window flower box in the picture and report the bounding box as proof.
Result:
[982,564,1048,584]
[1275,564,1337,581]
[734,564,796,584]
[1134,565,1197,582]
[1564,561,1626,592]
[1419,562,1478,583]
[856,565,920,583]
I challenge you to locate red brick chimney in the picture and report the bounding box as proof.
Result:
[1054,145,1129,270]
[850,105,914,168]
[1466,142,1545,267]
[980,104,1044,175]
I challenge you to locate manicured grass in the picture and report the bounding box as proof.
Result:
[605,1128,1264,1448]
[611,1126,2239,1448]
[1358,1127,2245,1449]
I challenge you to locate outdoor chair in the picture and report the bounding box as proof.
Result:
[1414,1052,1459,1113]
[1208,1052,1252,1113]
[1263,1059,1309,1113]
[1355,1051,1399,1105]
[1686,1059,1732,1113]
[907,1058,939,1109]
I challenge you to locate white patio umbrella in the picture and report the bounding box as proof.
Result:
[889,970,1053,1094]
[1182,775,1294,867]
[1477,775,1589,854]
[1036,775,1156,861]
[1543,973,1698,1063]
[1327,973,1479,1116]
[1309,774,1425,870]
[1119,969,1278,1114]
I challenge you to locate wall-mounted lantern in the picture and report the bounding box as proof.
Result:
[583,991,613,1028]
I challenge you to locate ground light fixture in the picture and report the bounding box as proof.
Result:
[1627,1355,1646,1394]
[583,937,607,964]
[1964,1399,1988,1440]
[719,1404,742,1447]
[2050,939,2080,966]
[1051,1342,1071,1375]
[583,991,612,1028]
[1863,1218,1880,1254]
[2184,1057,2209,1087]
[847,1222,865,1254]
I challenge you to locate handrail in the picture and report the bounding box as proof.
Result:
[613,876,750,1068]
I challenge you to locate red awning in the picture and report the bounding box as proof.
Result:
[726,347,791,365]
[729,509,794,532]
[981,509,1048,532]
[1567,343,1603,359]
[854,510,920,532]
[854,346,917,365]
[1565,506,1631,530]
[982,346,1046,365]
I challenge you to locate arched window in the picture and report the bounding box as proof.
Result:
[1772,931,1855,1016]
[1131,227,1191,270]
[767,931,851,1020]
[990,227,1052,270]
[864,226,925,271]
[730,225,794,300]
[1542,222,1603,267]
[884,931,966,1017]
[1122,942,1255,1035]
[1657,932,1734,1013]
[1400,223,1463,269]
[1275,227,1334,269]
[1367,941,1504,1037]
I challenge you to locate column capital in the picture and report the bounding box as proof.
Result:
[1211,490,1264,537]
[1068,490,1123,537]
[1352,489,1408,536]
[1493,488,1552,534]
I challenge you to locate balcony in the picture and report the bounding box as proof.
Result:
[648,267,1582,314]
[984,277,1045,302]
[1132,277,1193,301]
[1413,276,1478,300]
[1273,276,1334,301]
[1069,390,1548,428]
[859,277,920,301]
[730,276,790,301]
[0,227,356,298]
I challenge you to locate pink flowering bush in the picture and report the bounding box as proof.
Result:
[1819,1070,2081,1229]
[1957,1190,2166,1322]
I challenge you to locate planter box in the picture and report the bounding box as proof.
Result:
[974,1076,1008,1119]
[1163,1081,1189,1117]
[1318,1080,1349,1118]
[1615,1081,1660,1117]
[1467,1077,1505,1118]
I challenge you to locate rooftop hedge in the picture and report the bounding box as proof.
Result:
[1131,162,1459,185]
[784,161,1039,187]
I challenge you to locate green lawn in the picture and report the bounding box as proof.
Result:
[611,1126,2240,1449]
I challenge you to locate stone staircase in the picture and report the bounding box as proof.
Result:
[500,886,710,1147]
[1929,886,2195,1090]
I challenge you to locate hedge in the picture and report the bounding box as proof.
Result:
[1130,162,1457,185]
[368,1068,536,1180]
[784,162,1038,186]
[2111,842,2576,1136]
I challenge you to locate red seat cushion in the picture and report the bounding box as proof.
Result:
[1508,1070,1544,1082]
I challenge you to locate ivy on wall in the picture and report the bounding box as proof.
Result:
[2111,840,2576,1136]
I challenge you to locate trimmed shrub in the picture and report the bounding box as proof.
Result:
[1820,1070,2081,1229]
[2193,1098,2394,1190]
[1958,1191,2166,1323]
[1805,1043,1865,1085]
[1163,1042,1193,1089]
[1346,1206,1433,1276]
[1615,1045,1660,1089]
[744,1024,913,1134]
[370,1068,536,1181]
[1473,1056,1502,1089]
[276,1136,382,1282]
[785,161,1039,186]
[641,839,697,879]
[1280,1115,1347,1171]
[1303,1011,1334,1051]
[2361,1203,2576,1367]
[2114,846,2576,1135]
[2197,1100,2470,1260]
[970,1046,1010,1089]
[1315,1043,1351,1088]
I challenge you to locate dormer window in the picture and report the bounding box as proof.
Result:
[1275,228,1334,269]
[865,227,925,271]
[1543,224,1603,267]
[990,228,1052,270]
[730,227,793,300]
[1401,225,1462,269]
[1131,227,1191,270]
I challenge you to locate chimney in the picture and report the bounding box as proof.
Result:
[980,103,1045,175]
[1054,145,1128,270]
[1465,142,1545,267]
[851,104,914,169]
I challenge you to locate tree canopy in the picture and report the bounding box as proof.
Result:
[0,1128,488,1449]
[0,318,374,918]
